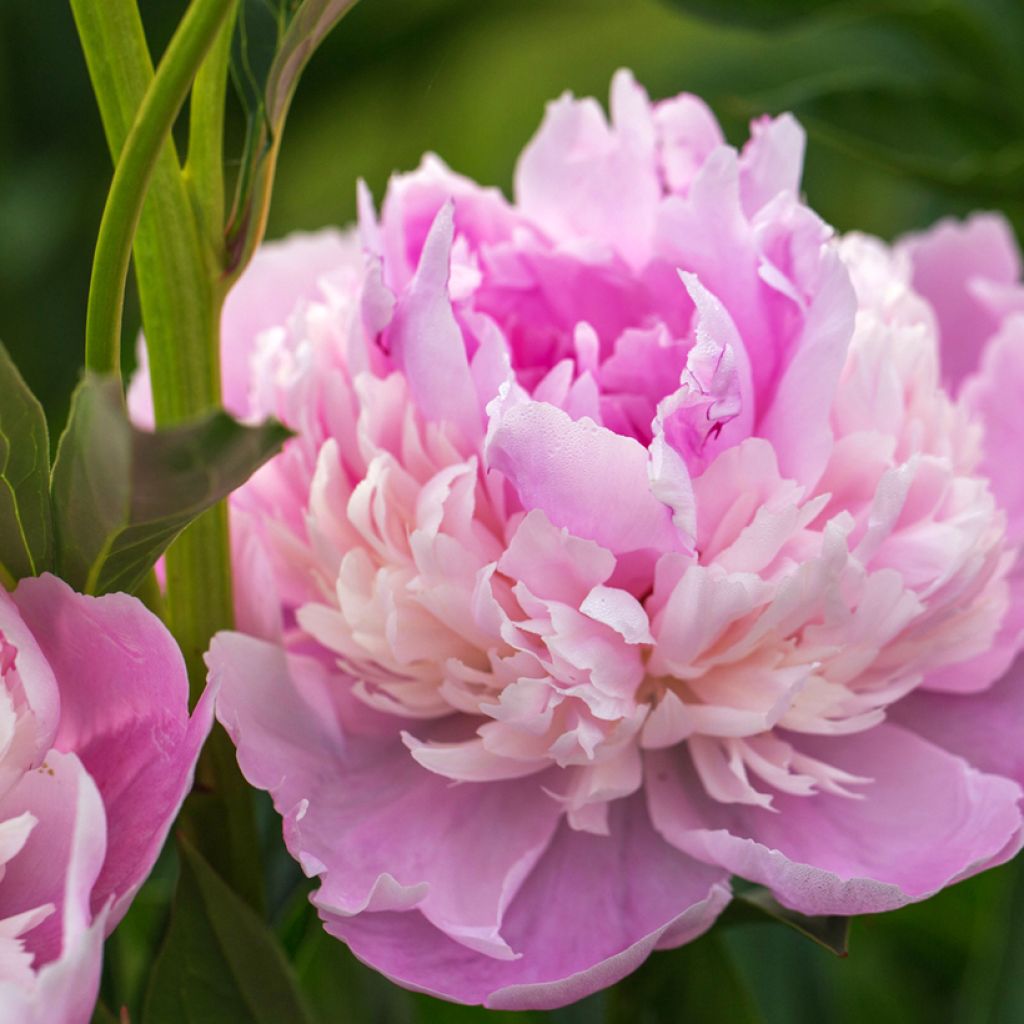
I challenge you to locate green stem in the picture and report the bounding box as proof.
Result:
[185,3,238,257]
[73,0,263,913]
[84,0,236,376]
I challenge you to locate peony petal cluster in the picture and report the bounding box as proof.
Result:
[202,72,1024,1008]
[0,575,212,1022]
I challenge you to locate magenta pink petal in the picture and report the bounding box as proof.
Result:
[13,574,213,928]
[0,750,106,968]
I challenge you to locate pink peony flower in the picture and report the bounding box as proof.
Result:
[0,575,213,1022]
[203,71,1024,1008]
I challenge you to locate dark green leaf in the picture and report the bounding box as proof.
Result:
[722,882,850,957]
[285,897,416,1024]
[0,340,53,581]
[661,0,851,29]
[144,837,313,1024]
[658,1,1024,218]
[90,1001,122,1024]
[51,373,289,596]
[608,932,762,1023]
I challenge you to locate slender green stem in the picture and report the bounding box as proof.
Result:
[185,2,238,258]
[84,0,236,376]
[69,0,161,155]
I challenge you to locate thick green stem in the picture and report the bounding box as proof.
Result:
[72,0,261,913]
[71,0,217,427]
[83,0,235,377]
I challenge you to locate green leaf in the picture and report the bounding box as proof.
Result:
[659,1,1024,221]
[51,374,289,596]
[660,0,847,29]
[90,1001,123,1024]
[0,340,53,581]
[722,882,851,957]
[285,897,415,1024]
[608,931,762,1023]
[144,837,314,1024]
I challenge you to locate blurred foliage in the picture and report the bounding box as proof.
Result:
[4,0,1023,425]
[5,0,1024,1021]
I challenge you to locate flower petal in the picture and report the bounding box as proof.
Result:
[13,574,212,928]
[323,796,730,1009]
[900,212,1021,391]
[486,395,683,555]
[647,722,1023,915]
[210,633,563,960]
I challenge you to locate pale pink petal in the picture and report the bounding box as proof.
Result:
[210,633,563,959]
[384,203,481,443]
[0,589,59,765]
[739,114,805,217]
[323,797,729,1008]
[486,396,683,556]
[515,70,659,268]
[647,723,1023,916]
[893,657,1024,787]
[900,212,1021,391]
[652,93,724,194]
[758,249,856,485]
[961,314,1024,543]
[0,750,106,968]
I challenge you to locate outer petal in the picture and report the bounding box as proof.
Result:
[893,657,1024,788]
[515,70,659,268]
[127,229,356,426]
[961,314,1024,544]
[0,911,108,1024]
[647,723,1023,916]
[0,750,106,971]
[899,212,1021,391]
[323,796,730,1009]
[13,575,213,928]
[0,589,59,768]
[738,114,805,217]
[485,395,683,556]
[209,634,563,960]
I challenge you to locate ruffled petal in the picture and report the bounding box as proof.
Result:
[647,722,1023,916]
[323,796,730,1009]
[210,634,563,960]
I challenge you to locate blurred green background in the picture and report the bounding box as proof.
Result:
[3,0,1024,1021]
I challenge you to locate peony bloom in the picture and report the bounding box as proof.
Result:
[204,71,1024,1008]
[0,575,212,1022]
